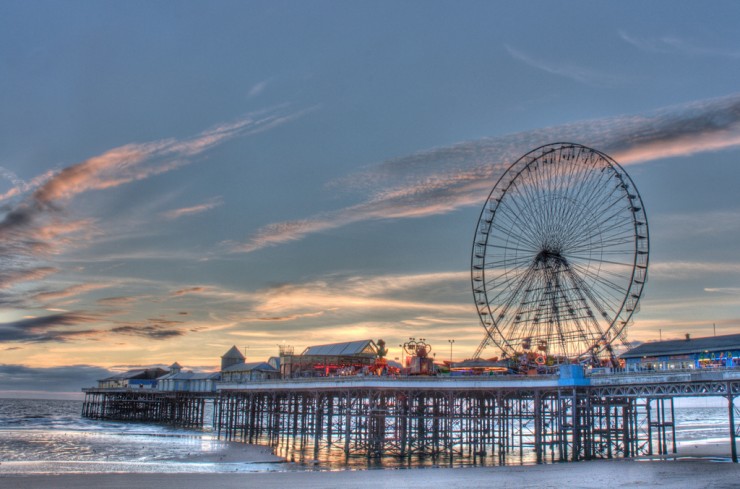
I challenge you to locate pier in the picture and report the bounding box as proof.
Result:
[82,389,214,428]
[82,367,740,464]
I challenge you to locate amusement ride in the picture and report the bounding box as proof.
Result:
[470,143,649,367]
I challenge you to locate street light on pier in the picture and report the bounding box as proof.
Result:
[448,339,455,366]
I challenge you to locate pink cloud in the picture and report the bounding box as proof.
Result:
[0,106,308,294]
[162,197,224,220]
[235,93,740,253]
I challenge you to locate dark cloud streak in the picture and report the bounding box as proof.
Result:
[0,364,114,394]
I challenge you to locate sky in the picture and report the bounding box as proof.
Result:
[2,1,740,398]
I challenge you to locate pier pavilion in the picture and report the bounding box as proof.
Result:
[621,333,740,370]
[279,339,380,378]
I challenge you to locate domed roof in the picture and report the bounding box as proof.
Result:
[221,345,245,360]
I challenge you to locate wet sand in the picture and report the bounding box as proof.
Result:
[2,459,739,489]
[2,440,738,488]
[173,440,282,464]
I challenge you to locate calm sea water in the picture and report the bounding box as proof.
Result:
[0,397,736,474]
[0,398,286,474]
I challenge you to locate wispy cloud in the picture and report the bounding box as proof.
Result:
[169,271,471,331]
[0,312,101,342]
[109,323,184,340]
[31,108,298,206]
[629,317,739,341]
[0,105,308,305]
[0,364,115,395]
[96,296,140,306]
[650,261,740,280]
[0,311,186,343]
[31,283,112,305]
[704,287,740,295]
[653,210,740,239]
[505,45,623,86]
[620,30,740,59]
[235,94,740,253]
[0,266,58,289]
[161,197,224,220]
[248,79,270,98]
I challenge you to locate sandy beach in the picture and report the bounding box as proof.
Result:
[1,460,738,489]
[2,440,740,489]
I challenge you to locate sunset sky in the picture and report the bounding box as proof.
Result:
[2,1,740,397]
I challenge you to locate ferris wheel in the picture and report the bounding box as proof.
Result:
[471,143,649,361]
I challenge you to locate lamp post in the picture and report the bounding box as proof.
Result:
[448,339,455,367]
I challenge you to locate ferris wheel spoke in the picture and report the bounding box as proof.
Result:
[568,263,629,299]
[487,224,541,251]
[494,199,546,248]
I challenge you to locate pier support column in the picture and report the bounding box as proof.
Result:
[729,389,737,463]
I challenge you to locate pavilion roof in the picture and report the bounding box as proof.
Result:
[301,339,377,357]
[621,333,740,359]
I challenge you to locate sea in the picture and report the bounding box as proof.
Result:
[0,398,286,475]
[0,397,736,475]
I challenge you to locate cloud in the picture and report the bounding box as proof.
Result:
[0,364,115,395]
[248,79,270,98]
[0,105,309,302]
[30,108,299,206]
[172,286,208,296]
[161,197,224,220]
[650,261,740,280]
[652,210,740,240]
[109,324,184,339]
[704,287,740,295]
[238,271,470,322]
[235,94,740,253]
[157,271,472,345]
[0,266,58,289]
[620,30,740,59]
[31,283,112,305]
[96,296,140,306]
[0,312,101,342]
[505,45,624,86]
[0,310,186,343]
[0,166,30,202]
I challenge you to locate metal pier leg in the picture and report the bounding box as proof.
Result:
[646,398,653,456]
[729,391,738,463]
[670,397,676,454]
[534,390,542,464]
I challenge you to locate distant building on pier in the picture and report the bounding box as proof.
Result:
[217,345,281,383]
[280,339,379,378]
[97,367,167,389]
[220,345,246,371]
[157,362,220,392]
[621,333,740,369]
[221,361,280,382]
